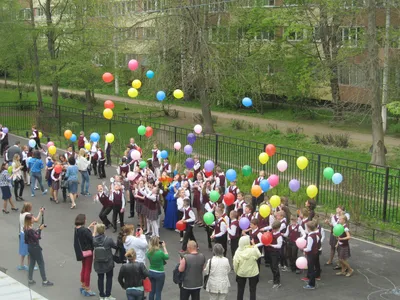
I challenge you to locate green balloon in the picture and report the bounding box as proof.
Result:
[139,161,147,169]
[333,224,345,237]
[7,166,12,175]
[242,165,252,177]
[210,191,220,203]
[203,212,215,225]
[323,167,334,180]
[137,125,146,136]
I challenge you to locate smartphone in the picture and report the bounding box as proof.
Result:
[136,228,141,232]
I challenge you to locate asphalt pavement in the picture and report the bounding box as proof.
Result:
[0,134,399,300]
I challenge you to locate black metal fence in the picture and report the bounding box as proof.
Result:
[3,102,400,225]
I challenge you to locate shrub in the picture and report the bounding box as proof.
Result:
[231,119,245,130]
[192,113,218,125]
[314,133,350,148]
[266,123,281,135]
[286,126,305,141]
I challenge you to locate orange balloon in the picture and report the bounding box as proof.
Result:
[251,185,263,198]
[64,130,72,140]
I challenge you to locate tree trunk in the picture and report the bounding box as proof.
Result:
[329,69,342,119]
[29,0,43,109]
[367,0,386,166]
[85,89,95,111]
[381,0,390,132]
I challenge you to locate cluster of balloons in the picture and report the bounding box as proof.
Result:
[156,89,184,102]
[64,130,77,142]
[323,167,343,185]
[103,100,114,120]
[137,125,153,138]
[258,144,276,164]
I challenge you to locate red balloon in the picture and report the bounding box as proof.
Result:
[104,100,115,109]
[205,171,213,177]
[224,193,235,206]
[54,165,63,174]
[102,72,114,83]
[261,232,273,246]
[265,144,276,156]
[176,221,186,231]
[145,126,153,138]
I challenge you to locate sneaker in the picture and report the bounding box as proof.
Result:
[272,283,281,289]
[345,269,354,277]
[31,194,35,197]
[175,229,180,233]
[316,277,321,281]
[43,189,48,195]
[106,296,116,300]
[301,277,309,281]
[17,265,25,271]
[28,280,36,285]
[42,280,54,286]
[34,187,39,190]
[180,238,183,243]
[268,280,274,284]
[34,266,38,271]
[281,266,288,272]
[303,284,315,290]
[333,265,341,270]
[82,290,96,296]
[336,272,346,276]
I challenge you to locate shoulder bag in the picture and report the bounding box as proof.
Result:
[76,228,93,258]
[203,258,212,290]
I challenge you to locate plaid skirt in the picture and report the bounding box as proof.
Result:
[329,232,337,248]
[51,180,60,191]
[136,201,143,214]
[147,208,158,221]
[338,245,351,260]
[141,204,148,217]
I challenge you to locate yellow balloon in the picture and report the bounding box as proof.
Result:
[259,204,271,218]
[128,88,139,98]
[132,79,142,89]
[296,156,309,170]
[270,195,281,209]
[173,89,184,99]
[307,185,318,198]
[48,145,56,155]
[39,131,43,139]
[106,133,115,144]
[85,143,91,150]
[259,152,269,164]
[103,108,113,120]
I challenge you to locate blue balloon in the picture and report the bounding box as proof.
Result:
[332,173,343,185]
[70,134,77,142]
[90,132,100,142]
[242,97,252,107]
[28,139,36,148]
[226,169,237,182]
[156,91,166,101]
[160,150,168,159]
[146,70,155,79]
[260,179,270,192]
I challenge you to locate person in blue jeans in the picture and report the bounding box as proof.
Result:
[118,249,149,300]
[28,151,47,197]
[77,149,91,196]
[146,237,169,300]
[66,157,79,209]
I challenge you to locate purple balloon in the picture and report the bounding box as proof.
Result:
[204,160,214,172]
[187,133,196,145]
[239,217,250,230]
[184,145,193,155]
[185,158,195,169]
[2,127,9,134]
[289,179,300,192]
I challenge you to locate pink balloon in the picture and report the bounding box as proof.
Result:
[174,142,182,150]
[296,256,308,269]
[128,59,139,71]
[130,150,141,160]
[127,171,135,181]
[296,237,307,250]
[194,124,202,134]
[268,174,279,187]
[277,160,288,172]
[47,141,54,148]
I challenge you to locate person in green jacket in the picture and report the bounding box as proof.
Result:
[146,236,169,300]
[233,235,262,300]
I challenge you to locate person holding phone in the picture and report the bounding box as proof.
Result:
[123,225,148,265]
[146,237,169,300]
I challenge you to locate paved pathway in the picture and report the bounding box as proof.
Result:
[2,80,400,147]
[0,134,399,300]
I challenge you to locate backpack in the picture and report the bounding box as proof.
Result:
[172,262,185,285]
[94,237,109,263]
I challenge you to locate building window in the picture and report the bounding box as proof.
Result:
[143,0,157,12]
[255,29,275,41]
[341,27,363,47]
[209,1,228,12]
[126,0,137,12]
[143,27,156,40]
[339,64,367,87]
[263,0,275,6]
[19,8,31,20]
[287,29,304,41]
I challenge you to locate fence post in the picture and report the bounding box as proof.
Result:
[82,110,85,131]
[58,105,62,136]
[263,144,267,172]
[109,120,111,134]
[316,154,321,203]
[383,167,389,222]
[174,127,177,154]
[215,134,219,165]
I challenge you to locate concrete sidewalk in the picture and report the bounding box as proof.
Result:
[0,271,48,300]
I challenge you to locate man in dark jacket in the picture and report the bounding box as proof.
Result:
[6,141,22,165]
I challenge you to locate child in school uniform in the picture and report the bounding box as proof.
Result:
[214,166,226,190]
[276,211,288,272]
[176,188,186,242]
[228,210,240,257]
[151,143,161,178]
[161,158,171,176]
[284,215,306,273]
[234,192,246,216]
[305,199,316,221]
[97,146,106,179]
[248,219,263,270]
[29,125,42,150]
[95,184,113,229]
[192,172,204,226]
[314,215,325,280]
[227,180,239,215]
[325,205,346,267]
[110,182,125,232]
[303,221,319,290]
[146,186,161,238]
[135,179,146,230]
[193,155,201,178]
[180,198,197,252]
[336,214,353,277]
[266,221,283,289]
[211,208,228,257]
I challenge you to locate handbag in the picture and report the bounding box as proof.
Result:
[203,258,212,290]
[76,229,93,258]
[143,277,152,292]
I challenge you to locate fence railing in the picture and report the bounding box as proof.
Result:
[3,102,400,224]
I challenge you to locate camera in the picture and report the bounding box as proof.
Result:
[136,228,141,232]
[159,241,164,245]
[41,207,45,211]
[110,178,115,183]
